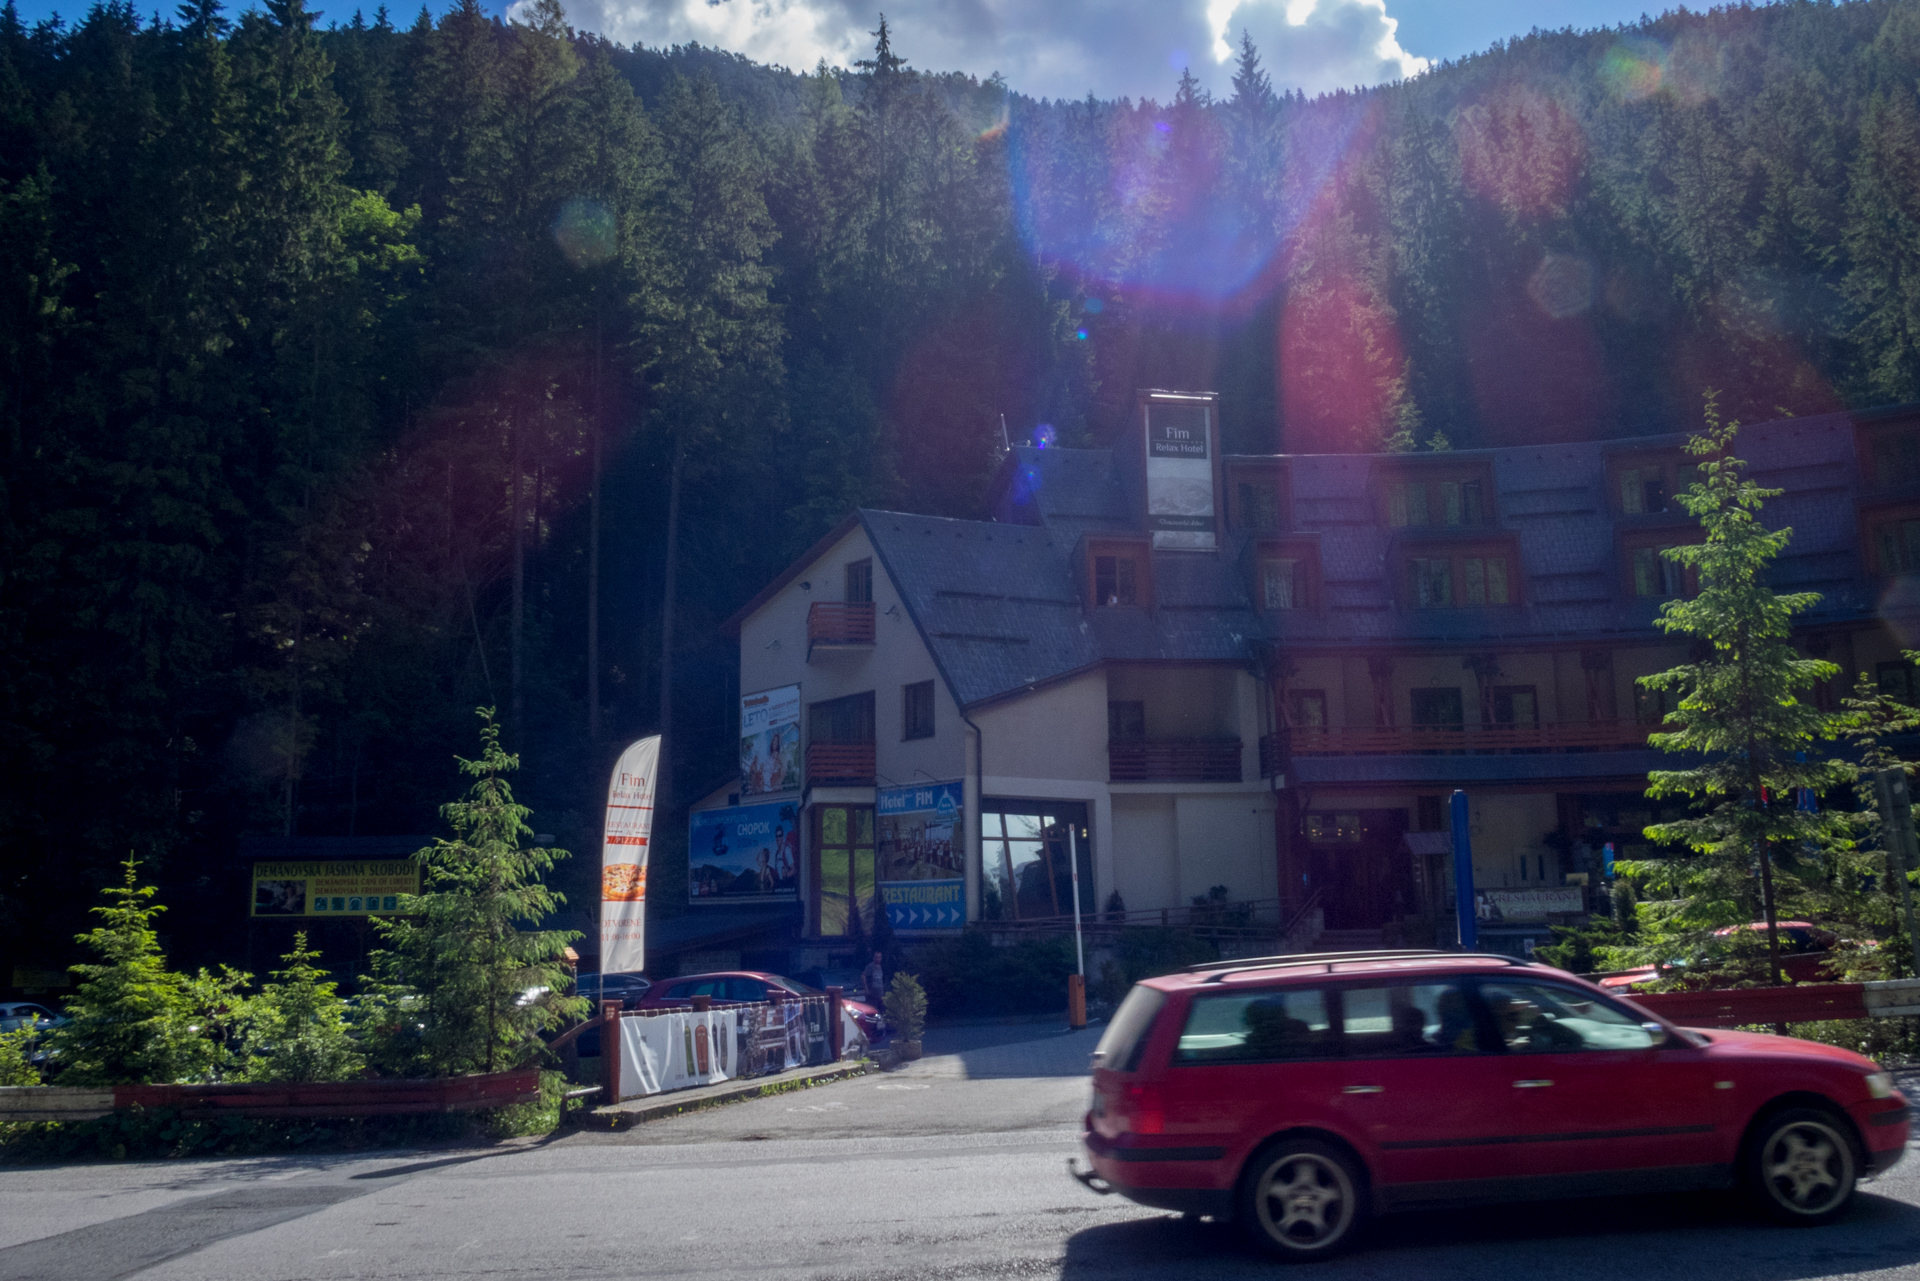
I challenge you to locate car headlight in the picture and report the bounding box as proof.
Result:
[1867,1071,1896,1100]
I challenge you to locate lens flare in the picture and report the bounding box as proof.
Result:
[1083,297,1104,314]
[1033,424,1057,449]
[554,199,615,269]
[1528,253,1594,319]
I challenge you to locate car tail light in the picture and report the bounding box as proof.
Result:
[1124,1083,1165,1135]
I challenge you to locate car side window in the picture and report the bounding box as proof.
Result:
[1477,981,1659,1052]
[724,978,768,1002]
[1174,988,1334,1064]
[1338,982,1484,1057]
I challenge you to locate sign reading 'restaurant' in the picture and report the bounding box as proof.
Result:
[1143,397,1216,550]
[251,860,420,917]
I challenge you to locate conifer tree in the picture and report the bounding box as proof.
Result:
[47,858,214,1085]
[364,709,582,1076]
[1631,395,1854,985]
[243,931,364,1082]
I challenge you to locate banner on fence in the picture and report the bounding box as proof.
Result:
[616,1001,837,1100]
[618,1009,738,1098]
[1476,886,1584,922]
[877,781,965,929]
[601,736,659,975]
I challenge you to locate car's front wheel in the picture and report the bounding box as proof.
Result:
[1745,1107,1858,1225]
[1237,1138,1366,1261]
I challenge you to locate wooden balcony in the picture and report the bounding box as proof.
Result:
[1277,720,1653,756]
[1108,739,1243,784]
[806,740,875,787]
[807,602,875,655]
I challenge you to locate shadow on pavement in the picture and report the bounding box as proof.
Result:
[1058,1190,1920,1279]
[909,1023,1099,1080]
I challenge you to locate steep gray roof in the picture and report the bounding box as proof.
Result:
[858,411,1903,710]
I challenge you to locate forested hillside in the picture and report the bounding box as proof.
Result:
[3,0,1918,976]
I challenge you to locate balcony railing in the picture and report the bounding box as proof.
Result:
[806,740,876,787]
[1271,720,1653,757]
[807,602,875,651]
[1108,739,1243,784]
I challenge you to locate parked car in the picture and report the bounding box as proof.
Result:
[635,971,883,1042]
[1078,949,1908,1259]
[1597,920,1843,992]
[575,972,652,1010]
[0,1002,64,1035]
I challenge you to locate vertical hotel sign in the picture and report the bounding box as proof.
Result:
[1143,394,1216,550]
[601,736,660,974]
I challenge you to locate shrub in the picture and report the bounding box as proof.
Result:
[884,973,927,1042]
[47,858,227,1086]
[243,932,365,1083]
[907,932,1078,1016]
[0,1029,39,1087]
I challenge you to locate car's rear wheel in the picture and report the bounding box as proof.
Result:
[1237,1138,1366,1261]
[1745,1107,1858,1225]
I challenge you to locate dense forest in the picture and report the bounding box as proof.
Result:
[4,0,1920,979]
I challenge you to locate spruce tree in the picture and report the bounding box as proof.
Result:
[365,709,582,1076]
[243,931,364,1082]
[1632,395,1854,985]
[47,858,212,1085]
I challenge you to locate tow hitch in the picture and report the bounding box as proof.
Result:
[1068,1156,1112,1195]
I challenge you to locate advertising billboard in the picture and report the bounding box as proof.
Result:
[877,782,965,929]
[250,860,421,917]
[689,800,800,902]
[740,684,801,797]
[1144,397,1216,550]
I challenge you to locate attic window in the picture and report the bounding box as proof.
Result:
[1095,555,1137,607]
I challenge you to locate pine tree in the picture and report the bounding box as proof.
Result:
[47,858,214,1085]
[364,709,582,1076]
[1630,394,1854,985]
[243,930,364,1082]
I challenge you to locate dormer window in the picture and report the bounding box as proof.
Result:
[1620,528,1703,599]
[1390,478,1484,528]
[1227,462,1288,531]
[1608,452,1696,515]
[1095,555,1137,607]
[1864,422,1920,489]
[1866,503,1920,575]
[1399,540,1518,609]
[1081,536,1152,610]
[1251,538,1319,611]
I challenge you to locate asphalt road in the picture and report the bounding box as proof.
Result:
[6,1021,1920,1281]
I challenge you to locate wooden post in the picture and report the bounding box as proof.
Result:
[691,994,711,1012]
[602,1001,622,1102]
[826,986,844,1059]
[1068,974,1087,1029]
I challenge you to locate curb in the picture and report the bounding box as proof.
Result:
[577,1061,872,1131]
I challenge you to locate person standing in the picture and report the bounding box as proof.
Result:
[861,950,886,1022]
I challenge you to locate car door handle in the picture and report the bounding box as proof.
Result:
[1513,1079,1554,1088]
[1342,1085,1384,1094]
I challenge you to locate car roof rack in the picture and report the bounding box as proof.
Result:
[1184,949,1535,981]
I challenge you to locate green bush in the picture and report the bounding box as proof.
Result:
[884,973,927,1042]
[0,1029,39,1087]
[907,932,1078,1017]
[1090,928,1221,1005]
[47,858,233,1086]
[242,933,365,1083]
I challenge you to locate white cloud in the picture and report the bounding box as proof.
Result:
[519,0,1430,103]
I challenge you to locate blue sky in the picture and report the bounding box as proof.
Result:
[12,0,1680,102]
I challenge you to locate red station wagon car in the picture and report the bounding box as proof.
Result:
[1077,950,1909,1260]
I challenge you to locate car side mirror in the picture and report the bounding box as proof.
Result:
[1641,1022,1670,1048]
